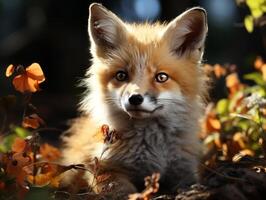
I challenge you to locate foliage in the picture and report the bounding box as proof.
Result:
[236,0,266,32]
[0,64,86,199]
[202,57,266,164]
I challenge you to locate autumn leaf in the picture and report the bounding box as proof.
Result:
[226,73,243,97]
[254,56,264,70]
[24,163,85,188]
[22,114,45,129]
[101,124,120,144]
[9,63,45,93]
[213,64,226,78]
[40,143,61,161]
[203,107,221,134]
[11,138,27,153]
[129,173,160,200]
[26,63,45,82]
[26,163,59,187]
[5,64,15,77]
[4,152,32,187]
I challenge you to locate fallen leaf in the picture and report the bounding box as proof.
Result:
[129,173,160,200]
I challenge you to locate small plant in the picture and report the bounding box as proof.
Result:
[236,0,266,32]
[202,57,266,164]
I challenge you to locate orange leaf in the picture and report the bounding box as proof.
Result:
[40,143,61,161]
[25,163,83,188]
[213,64,226,78]
[226,73,243,97]
[261,64,266,81]
[226,73,239,88]
[26,163,57,187]
[12,63,45,93]
[12,138,27,153]
[26,63,45,82]
[254,56,264,70]
[129,173,160,200]
[205,111,221,133]
[208,118,221,131]
[5,64,15,77]
[5,152,32,187]
[22,114,44,129]
[12,74,39,93]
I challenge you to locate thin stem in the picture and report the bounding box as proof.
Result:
[257,107,266,157]
[22,93,32,122]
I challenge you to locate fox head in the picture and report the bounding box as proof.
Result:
[81,3,208,123]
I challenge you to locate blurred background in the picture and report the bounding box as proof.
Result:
[0,0,265,141]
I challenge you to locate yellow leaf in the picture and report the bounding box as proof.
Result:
[251,8,263,18]
[244,15,254,33]
[247,0,264,18]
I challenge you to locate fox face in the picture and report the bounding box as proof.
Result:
[99,53,193,119]
[81,4,208,122]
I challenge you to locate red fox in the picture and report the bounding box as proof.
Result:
[62,3,208,199]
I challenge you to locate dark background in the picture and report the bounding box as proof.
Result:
[0,0,265,140]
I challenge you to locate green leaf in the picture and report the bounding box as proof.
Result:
[244,15,254,33]
[244,72,265,85]
[230,113,253,121]
[13,126,30,138]
[216,99,229,115]
[0,134,17,152]
[244,85,266,97]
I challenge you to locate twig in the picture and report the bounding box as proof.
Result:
[200,162,246,183]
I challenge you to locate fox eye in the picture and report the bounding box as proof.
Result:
[155,72,169,83]
[115,71,128,81]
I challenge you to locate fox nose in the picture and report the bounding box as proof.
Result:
[128,94,144,105]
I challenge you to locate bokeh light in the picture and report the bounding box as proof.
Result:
[134,0,161,21]
[202,0,236,27]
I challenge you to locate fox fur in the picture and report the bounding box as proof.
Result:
[62,3,208,199]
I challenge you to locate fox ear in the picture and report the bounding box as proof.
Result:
[88,3,126,54]
[163,7,208,56]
